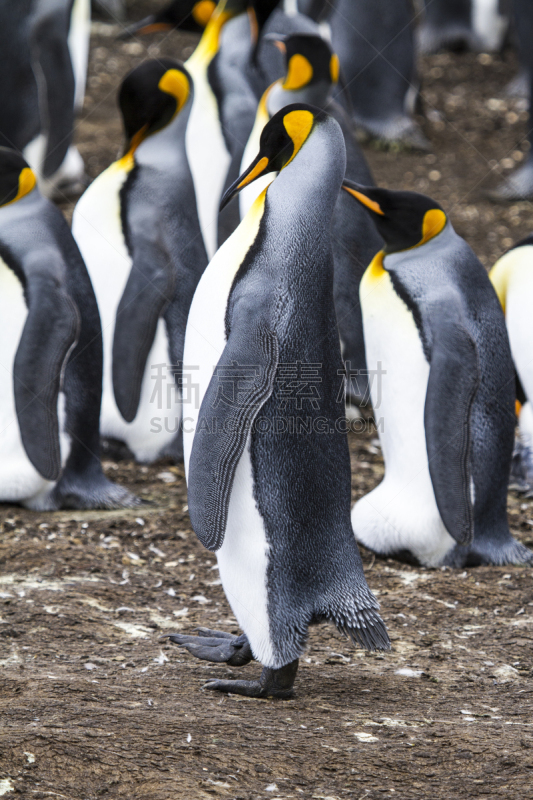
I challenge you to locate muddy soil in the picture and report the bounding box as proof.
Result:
[2,12,533,800]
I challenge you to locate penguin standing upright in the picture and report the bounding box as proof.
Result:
[0,0,90,198]
[239,32,382,404]
[490,0,533,201]
[343,181,531,568]
[490,234,533,490]
[0,147,136,510]
[321,0,428,150]
[418,0,509,54]
[72,60,208,464]
[164,105,389,698]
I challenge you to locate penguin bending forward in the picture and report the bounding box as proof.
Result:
[0,148,137,510]
[490,234,533,492]
[343,181,532,568]
[72,60,208,464]
[164,105,390,697]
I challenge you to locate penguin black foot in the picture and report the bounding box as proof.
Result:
[203,660,299,699]
[35,472,140,511]
[486,158,533,203]
[443,537,533,568]
[161,628,254,666]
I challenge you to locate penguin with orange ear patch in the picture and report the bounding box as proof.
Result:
[72,59,208,464]
[343,181,531,568]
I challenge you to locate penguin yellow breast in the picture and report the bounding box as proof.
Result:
[490,245,533,314]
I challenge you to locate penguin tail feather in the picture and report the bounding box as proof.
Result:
[317,599,390,652]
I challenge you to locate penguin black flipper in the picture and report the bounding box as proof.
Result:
[424,292,480,547]
[29,3,76,179]
[13,257,80,481]
[188,325,279,551]
[112,216,175,424]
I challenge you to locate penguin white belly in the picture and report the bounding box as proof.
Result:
[185,60,231,260]
[72,163,179,462]
[352,263,455,566]
[0,259,52,502]
[504,259,533,403]
[472,0,507,51]
[183,191,274,664]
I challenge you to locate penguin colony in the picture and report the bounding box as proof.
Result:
[0,0,533,698]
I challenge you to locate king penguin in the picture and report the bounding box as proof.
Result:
[72,59,208,464]
[118,0,216,37]
[321,0,428,150]
[0,147,137,510]
[343,180,532,568]
[489,0,533,202]
[0,0,90,198]
[418,0,509,54]
[239,32,382,404]
[163,105,390,698]
[490,234,533,492]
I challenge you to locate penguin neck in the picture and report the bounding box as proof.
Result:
[187,10,237,70]
[134,103,191,167]
[382,221,458,269]
[266,79,333,116]
[264,121,345,246]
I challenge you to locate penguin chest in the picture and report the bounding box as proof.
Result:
[183,191,266,470]
[185,59,231,259]
[355,260,453,565]
[496,248,533,402]
[0,258,51,501]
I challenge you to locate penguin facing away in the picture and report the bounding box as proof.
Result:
[0,0,90,198]
[0,147,137,510]
[72,60,208,464]
[163,104,390,698]
[489,0,533,202]
[343,181,532,568]
[239,31,382,404]
[418,0,509,54]
[323,0,428,151]
[490,234,533,491]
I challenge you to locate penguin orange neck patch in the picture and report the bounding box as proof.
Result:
[1,168,36,208]
[192,0,216,27]
[418,208,446,246]
[283,54,313,91]
[282,109,314,167]
[158,69,190,118]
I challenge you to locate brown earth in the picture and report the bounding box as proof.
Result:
[2,11,533,800]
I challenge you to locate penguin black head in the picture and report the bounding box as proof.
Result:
[220,103,327,209]
[118,0,216,37]
[0,148,37,208]
[119,59,191,154]
[248,0,281,43]
[342,180,448,254]
[267,33,339,91]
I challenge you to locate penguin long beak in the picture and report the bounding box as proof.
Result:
[219,154,272,211]
[342,180,385,216]
[117,16,174,39]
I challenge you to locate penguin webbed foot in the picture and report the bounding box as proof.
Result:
[51,471,140,510]
[162,628,254,666]
[443,537,533,568]
[203,660,299,699]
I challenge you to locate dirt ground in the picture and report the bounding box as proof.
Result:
[2,8,533,800]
